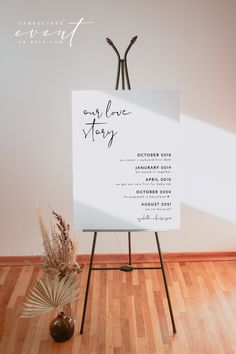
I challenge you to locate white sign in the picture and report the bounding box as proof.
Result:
[72,90,180,231]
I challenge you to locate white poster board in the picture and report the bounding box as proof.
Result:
[72,90,180,231]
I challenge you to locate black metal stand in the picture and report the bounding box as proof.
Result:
[106,35,137,90]
[79,36,176,335]
[80,231,176,334]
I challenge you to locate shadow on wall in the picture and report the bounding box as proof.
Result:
[76,114,236,253]
[74,201,142,231]
[103,89,180,122]
[164,203,236,252]
[181,114,236,223]
[76,202,236,254]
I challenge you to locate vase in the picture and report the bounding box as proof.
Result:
[50,312,75,342]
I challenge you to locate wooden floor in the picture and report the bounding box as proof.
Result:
[1,261,236,354]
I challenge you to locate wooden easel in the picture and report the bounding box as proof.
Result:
[79,36,176,335]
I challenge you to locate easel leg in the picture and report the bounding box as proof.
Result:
[128,231,132,265]
[80,231,97,334]
[155,232,176,333]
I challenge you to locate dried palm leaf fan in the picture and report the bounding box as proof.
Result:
[21,274,78,318]
[21,210,83,342]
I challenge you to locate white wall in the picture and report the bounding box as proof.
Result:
[1,0,236,255]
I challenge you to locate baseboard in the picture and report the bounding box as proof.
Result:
[78,251,236,264]
[0,251,236,266]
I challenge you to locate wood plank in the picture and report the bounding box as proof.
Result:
[0,261,236,353]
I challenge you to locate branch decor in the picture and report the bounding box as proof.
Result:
[39,210,83,279]
[21,210,83,342]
